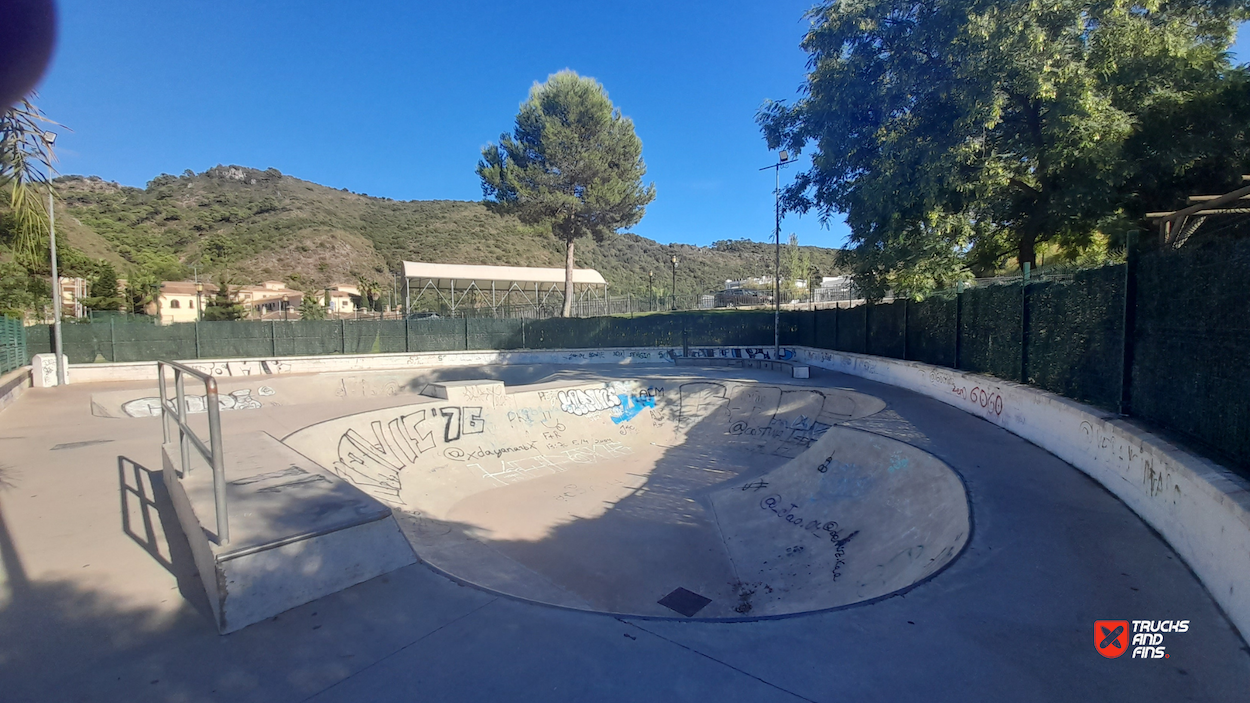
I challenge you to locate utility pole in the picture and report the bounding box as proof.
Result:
[760,150,794,360]
[45,132,65,385]
[670,255,678,311]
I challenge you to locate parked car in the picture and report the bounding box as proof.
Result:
[715,289,771,308]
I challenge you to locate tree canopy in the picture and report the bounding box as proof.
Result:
[202,272,247,321]
[759,0,1250,298]
[478,70,656,316]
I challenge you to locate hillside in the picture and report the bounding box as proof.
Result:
[52,165,844,297]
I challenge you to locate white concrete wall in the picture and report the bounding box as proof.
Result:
[0,367,31,414]
[793,346,1250,641]
[66,347,682,383]
[60,342,1250,638]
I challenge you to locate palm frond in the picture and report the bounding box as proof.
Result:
[0,97,62,266]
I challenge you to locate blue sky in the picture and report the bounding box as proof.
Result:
[33,4,1250,251]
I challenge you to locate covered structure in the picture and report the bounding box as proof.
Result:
[402,261,608,317]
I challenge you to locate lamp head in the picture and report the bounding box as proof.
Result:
[779,150,789,162]
[42,131,56,145]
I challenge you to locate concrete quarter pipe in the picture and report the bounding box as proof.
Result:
[282,375,970,618]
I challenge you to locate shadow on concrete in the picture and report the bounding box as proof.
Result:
[399,364,629,396]
[387,377,898,618]
[117,455,213,623]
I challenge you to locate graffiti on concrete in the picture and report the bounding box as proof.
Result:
[121,387,274,417]
[229,464,330,493]
[611,393,656,425]
[332,405,484,502]
[758,493,853,580]
[686,347,796,361]
[463,439,634,487]
[556,382,633,417]
[335,377,402,399]
[950,385,1004,416]
[188,359,292,376]
[672,382,853,454]
[1080,420,1172,500]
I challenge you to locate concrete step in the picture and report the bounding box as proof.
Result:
[163,430,415,634]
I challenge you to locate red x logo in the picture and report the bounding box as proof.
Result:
[1095,620,1129,658]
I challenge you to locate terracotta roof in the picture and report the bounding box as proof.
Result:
[160,281,218,295]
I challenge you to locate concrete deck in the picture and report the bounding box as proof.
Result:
[1,364,1248,701]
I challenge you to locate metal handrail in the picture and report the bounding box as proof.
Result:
[157,360,229,544]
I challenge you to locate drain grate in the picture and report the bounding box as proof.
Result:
[657,587,712,617]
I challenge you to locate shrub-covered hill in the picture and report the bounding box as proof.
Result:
[53,165,844,296]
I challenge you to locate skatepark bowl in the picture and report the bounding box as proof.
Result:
[93,366,970,620]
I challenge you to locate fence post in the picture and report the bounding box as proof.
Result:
[405,317,410,353]
[902,299,909,361]
[954,282,963,369]
[1119,232,1138,415]
[271,320,277,357]
[194,321,201,359]
[863,304,871,355]
[464,317,470,350]
[110,317,117,362]
[341,318,346,354]
[1021,262,1030,383]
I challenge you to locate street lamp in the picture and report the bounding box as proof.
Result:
[282,294,289,321]
[759,149,794,360]
[41,131,65,385]
[195,282,203,321]
[648,271,654,312]
[670,255,678,311]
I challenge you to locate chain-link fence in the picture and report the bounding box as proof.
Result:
[1,317,25,375]
[21,242,1250,475]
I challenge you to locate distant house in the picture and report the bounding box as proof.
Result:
[157,280,307,324]
[157,281,210,324]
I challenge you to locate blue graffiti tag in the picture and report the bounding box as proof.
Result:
[611,394,656,424]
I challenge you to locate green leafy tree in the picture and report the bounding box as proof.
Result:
[124,269,160,315]
[201,272,247,321]
[758,0,1250,297]
[0,260,47,318]
[784,233,812,297]
[84,261,122,311]
[478,70,656,316]
[297,290,327,320]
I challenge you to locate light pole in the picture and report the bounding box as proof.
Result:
[648,271,654,312]
[41,131,65,385]
[760,150,793,360]
[195,282,203,321]
[282,294,289,321]
[670,255,678,311]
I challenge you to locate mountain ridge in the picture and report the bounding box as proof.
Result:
[52,164,845,297]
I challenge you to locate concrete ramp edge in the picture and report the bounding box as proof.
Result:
[794,346,1250,643]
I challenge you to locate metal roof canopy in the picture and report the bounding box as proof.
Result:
[401,261,608,315]
[401,261,605,288]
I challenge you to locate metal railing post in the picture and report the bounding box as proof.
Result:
[154,360,231,545]
[175,368,190,475]
[158,362,170,444]
[205,377,229,545]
